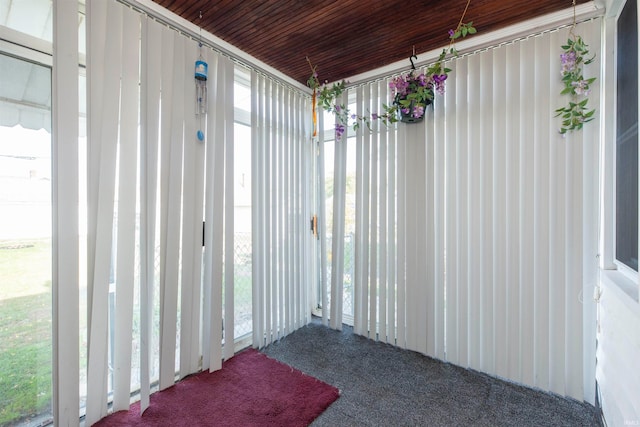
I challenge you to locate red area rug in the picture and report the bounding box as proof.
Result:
[93,348,339,426]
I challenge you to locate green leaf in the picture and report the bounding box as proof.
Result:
[468,27,477,34]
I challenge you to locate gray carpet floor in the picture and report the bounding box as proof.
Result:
[261,319,602,427]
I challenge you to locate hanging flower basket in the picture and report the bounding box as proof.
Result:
[306,7,477,137]
[398,96,433,123]
[392,72,439,124]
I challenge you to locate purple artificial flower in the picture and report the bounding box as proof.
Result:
[371,113,379,120]
[433,74,447,95]
[560,50,577,74]
[448,29,455,38]
[335,124,346,139]
[390,75,409,96]
[417,73,428,86]
[571,79,591,95]
[431,74,445,84]
[413,105,425,118]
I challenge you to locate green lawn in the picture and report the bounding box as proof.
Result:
[0,239,51,299]
[0,238,255,425]
[0,239,52,425]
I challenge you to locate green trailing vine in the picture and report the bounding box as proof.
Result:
[555,1,596,134]
[306,1,477,140]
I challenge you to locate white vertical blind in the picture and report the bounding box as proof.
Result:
[178,37,200,377]
[329,92,348,330]
[449,20,599,401]
[334,18,601,403]
[317,113,329,327]
[87,1,237,423]
[52,0,79,425]
[202,51,234,372]
[157,25,183,391]
[86,1,123,422]
[112,5,140,411]
[251,71,312,348]
[139,14,162,413]
[222,57,235,361]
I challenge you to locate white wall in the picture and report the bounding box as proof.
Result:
[595,0,640,424]
[597,273,640,425]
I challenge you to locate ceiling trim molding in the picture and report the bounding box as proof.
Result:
[122,0,310,93]
[345,1,604,86]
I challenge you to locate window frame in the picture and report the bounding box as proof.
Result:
[601,0,640,302]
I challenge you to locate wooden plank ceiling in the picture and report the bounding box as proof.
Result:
[152,0,589,86]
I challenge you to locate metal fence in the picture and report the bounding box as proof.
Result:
[325,233,355,319]
[233,232,252,338]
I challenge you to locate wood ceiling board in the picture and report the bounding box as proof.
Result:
[152,0,592,85]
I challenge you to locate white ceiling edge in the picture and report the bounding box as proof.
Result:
[128,0,310,93]
[344,1,605,86]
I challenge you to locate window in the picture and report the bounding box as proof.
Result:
[615,0,639,273]
[233,67,253,340]
[0,40,53,427]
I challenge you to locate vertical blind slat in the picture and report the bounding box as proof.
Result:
[360,88,372,336]
[396,124,407,349]
[318,109,329,327]
[533,34,552,392]
[548,28,567,397]
[86,1,122,422]
[353,87,365,336]
[467,52,482,371]
[378,80,388,343]
[223,57,235,359]
[445,61,459,365]
[479,50,494,374]
[492,44,509,380]
[270,81,278,343]
[330,93,347,328]
[337,19,599,404]
[453,56,470,368]
[433,70,446,361]
[387,94,397,346]
[113,5,140,411]
[159,32,185,391]
[139,15,162,412]
[519,36,536,389]
[179,39,200,378]
[505,42,521,382]
[209,52,227,369]
[368,85,378,338]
